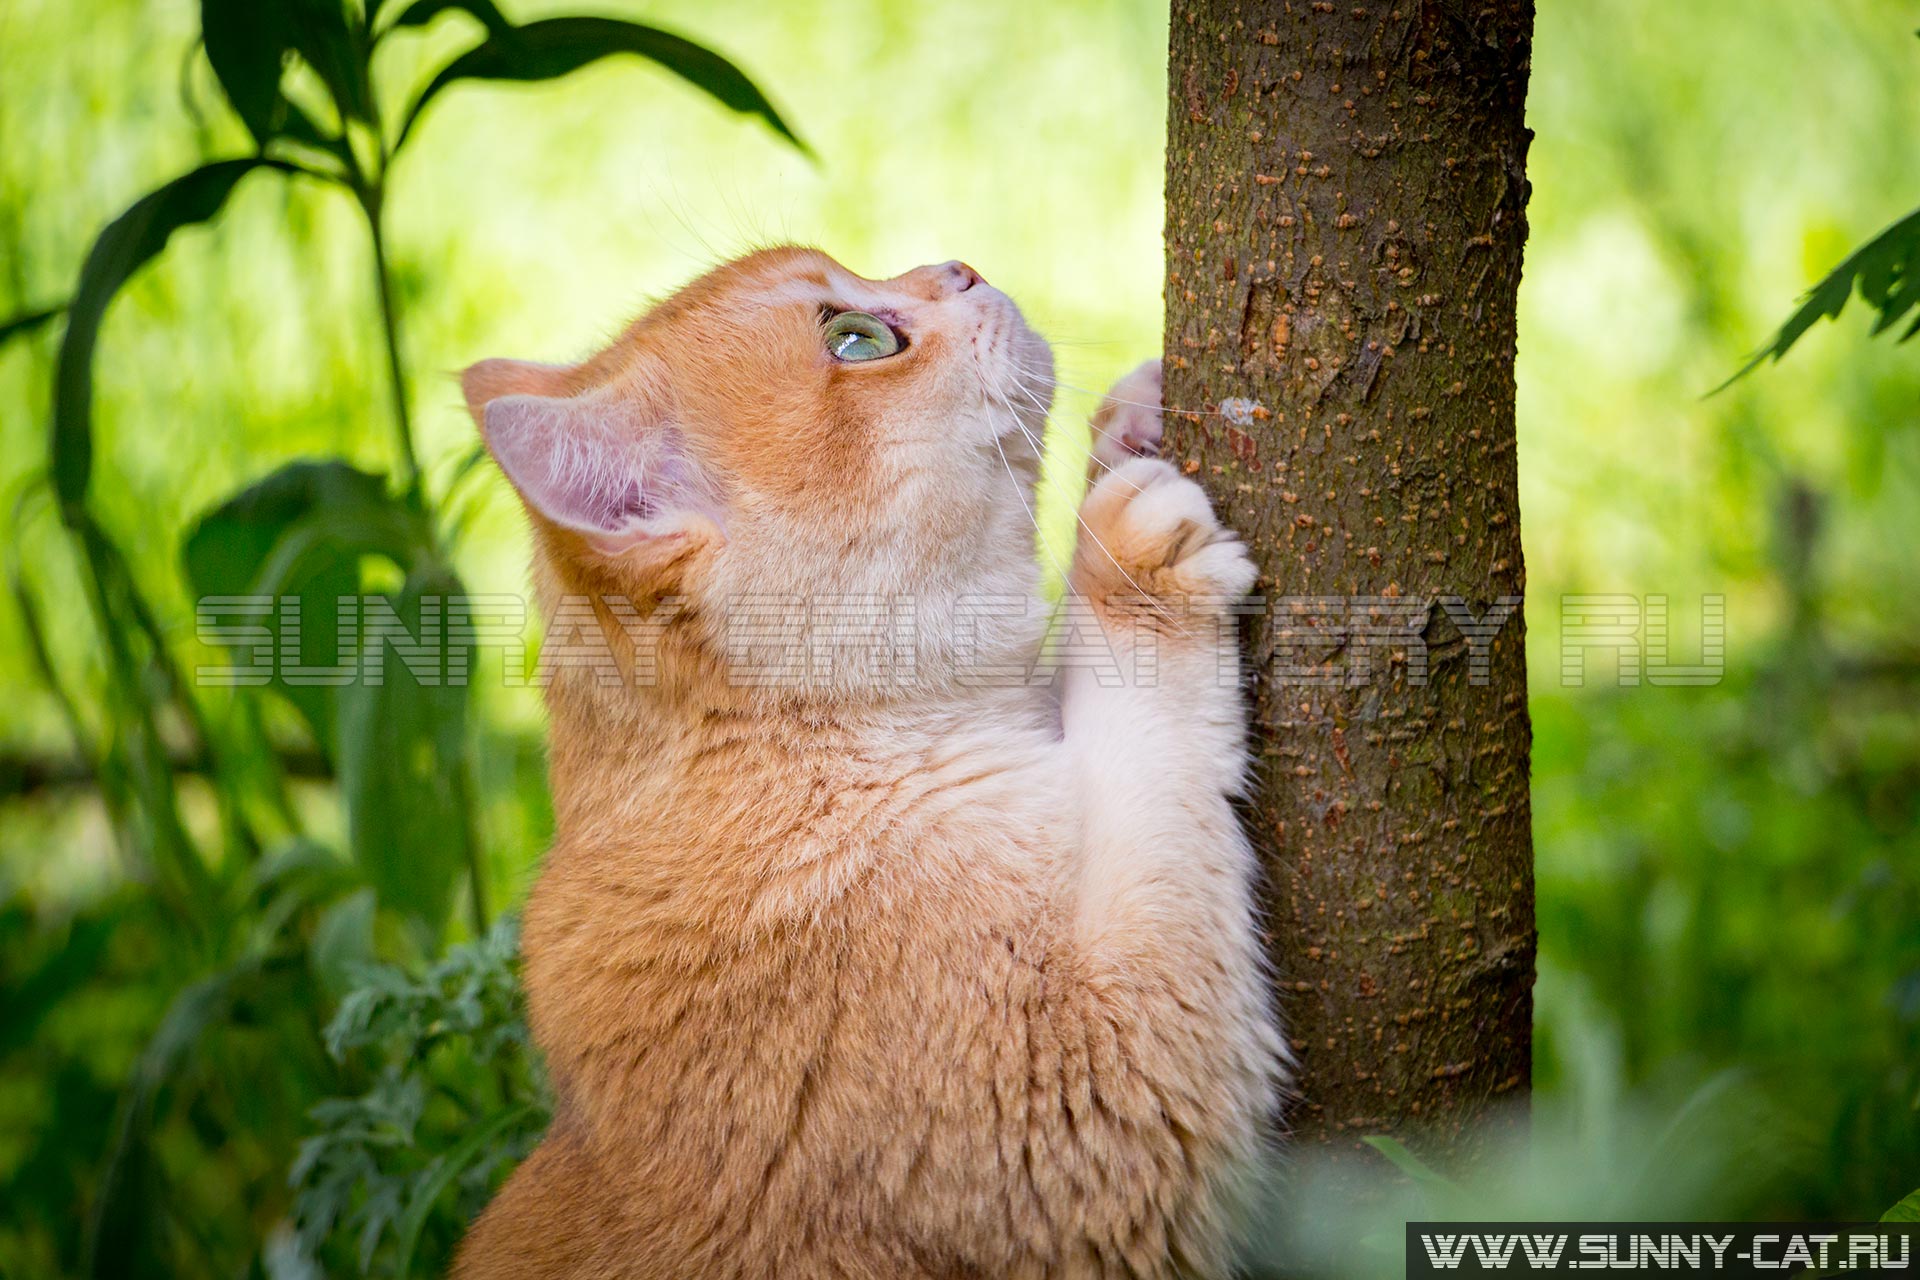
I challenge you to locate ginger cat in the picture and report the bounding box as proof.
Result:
[454,248,1283,1280]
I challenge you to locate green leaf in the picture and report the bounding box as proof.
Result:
[73,515,219,918]
[183,462,403,593]
[285,0,377,127]
[84,959,267,1278]
[6,485,131,842]
[391,1103,539,1278]
[201,0,374,142]
[0,302,64,347]
[185,465,470,941]
[275,97,353,168]
[1721,204,1920,389]
[311,887,379,999]
[1884,1187,1920,1223]
[202,0,297,144]
[1361,1134,1461,1192]
[396,16,809,157]
[52,159,288,509]
[379,0,511,39]
[248,836,363,944]
[182,460,433,753]
[336,563,473,942]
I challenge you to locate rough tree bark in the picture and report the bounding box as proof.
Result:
[1163,0,1536,1160]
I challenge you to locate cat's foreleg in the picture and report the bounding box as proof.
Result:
[1045,378,1283,1272]
[1061,450,1264,981]
[1066,358,1264,958]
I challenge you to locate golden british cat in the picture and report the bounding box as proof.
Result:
[454,248,1283,1279]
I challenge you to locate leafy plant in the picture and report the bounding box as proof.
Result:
[0,1,802,1274]
[286,915,547,1279]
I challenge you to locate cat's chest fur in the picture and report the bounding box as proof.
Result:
[517,697,1094,1266]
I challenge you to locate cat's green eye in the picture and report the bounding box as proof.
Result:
[824,311,902,362]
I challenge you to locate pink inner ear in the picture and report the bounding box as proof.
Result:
[482,392,718,543]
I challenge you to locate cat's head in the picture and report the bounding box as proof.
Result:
[463,246,1055,696]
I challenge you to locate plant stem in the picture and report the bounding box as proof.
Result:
[359,155,489,935]
[453,747,491,936]
[361,184,420,495]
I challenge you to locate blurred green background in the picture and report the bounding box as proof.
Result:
[1,0,1917,1274]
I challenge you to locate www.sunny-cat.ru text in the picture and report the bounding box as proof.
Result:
[189,592,1724,690]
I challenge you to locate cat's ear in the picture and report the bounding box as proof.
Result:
[462,358,723,558]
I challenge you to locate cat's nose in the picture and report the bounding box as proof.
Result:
[938,260,982,294]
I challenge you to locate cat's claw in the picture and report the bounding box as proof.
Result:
[1089,359,1165,476]
[1073,456,1256,606]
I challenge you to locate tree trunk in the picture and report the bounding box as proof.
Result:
[1163,0,1536,1161]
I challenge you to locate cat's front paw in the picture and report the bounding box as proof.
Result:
[1071,457,1255,613]
[1088,359,1164,478]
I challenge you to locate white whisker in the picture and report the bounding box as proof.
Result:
[983,379,1187,635]
[1008,350,1227,421]
[1011,417,1187,634]
[990,430,1074,596]
[1005,368,1132,481]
